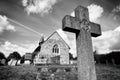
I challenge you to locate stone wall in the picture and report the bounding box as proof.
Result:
[34,32,69,65]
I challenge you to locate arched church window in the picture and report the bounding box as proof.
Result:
[52,44,59,53]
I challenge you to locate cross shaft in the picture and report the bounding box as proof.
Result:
[62,5,101,80]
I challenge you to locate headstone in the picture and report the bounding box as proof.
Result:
[62,5,101,80]
[1,59,6,65]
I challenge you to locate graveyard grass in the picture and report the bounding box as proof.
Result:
[0,64,120,80]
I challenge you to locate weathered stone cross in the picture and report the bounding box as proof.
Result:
[62,5,101,80]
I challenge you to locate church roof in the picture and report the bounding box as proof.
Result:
[45,31,70,49]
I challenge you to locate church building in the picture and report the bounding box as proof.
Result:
[33,31,70,65]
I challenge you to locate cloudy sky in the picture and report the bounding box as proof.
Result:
[0,0,120,57]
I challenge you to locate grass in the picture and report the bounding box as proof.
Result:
[96,64,120,80]
[0,65,37,80]
[0,64,120,80]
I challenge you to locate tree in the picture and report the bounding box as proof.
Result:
[20,55,25,64]
[69,53,73,60]
[0,52,6,59]
[7,51,21,66]
[13,51,21,65]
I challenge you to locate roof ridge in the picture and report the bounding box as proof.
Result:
[55,31,70,49]
[44,30,70,49]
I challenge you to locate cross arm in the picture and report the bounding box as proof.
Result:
[62,15,80,34]
[90,22,101,37]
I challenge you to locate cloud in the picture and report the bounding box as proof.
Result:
[70,4,104,22]
[0,15,16,34]
[93,26,120,54]
[70,11,75,17]
[57,29,70,44]
[68,37,76,57]
[112,4,120,13]
[88,4,104,22]
[56,27,120,55]
[114,7,120,12]
[0,41,37,57]
[112,4,120,20]
[22,0,61,15]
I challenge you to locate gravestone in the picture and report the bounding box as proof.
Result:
[62,5,101,80]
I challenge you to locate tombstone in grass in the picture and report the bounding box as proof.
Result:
[62,5,101,80]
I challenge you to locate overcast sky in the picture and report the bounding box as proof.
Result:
[0,0,120,57]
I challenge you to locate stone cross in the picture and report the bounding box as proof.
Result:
[62,5,101,80]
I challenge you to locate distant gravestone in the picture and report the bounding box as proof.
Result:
[62,5,101,80]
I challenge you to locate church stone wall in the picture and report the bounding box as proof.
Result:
[58,40,69,64]
[34,32,70,65]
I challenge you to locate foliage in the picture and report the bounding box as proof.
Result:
[7,51,21,65]
[7,52,21,60]
[69,53,77,60]
[12,51,21,60]
[20,55,25,64]
[0,52,6,59]
[94,51,120,65]
[69,53,73,60]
